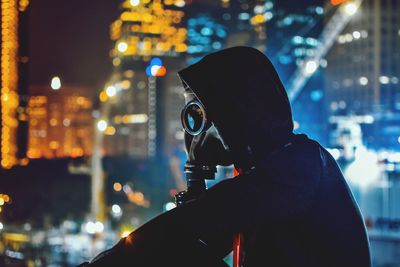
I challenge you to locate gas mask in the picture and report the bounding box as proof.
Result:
[176,87,232,203]
[181,88,233,169]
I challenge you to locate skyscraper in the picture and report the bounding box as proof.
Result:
[264,0,327,143]
[185,0,269,63]
[325,0,400,148]
[27,85,94,159]
[102,0,187,159]
[0,0,29,169]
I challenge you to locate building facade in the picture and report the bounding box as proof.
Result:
[102,0,187,159]
[263,0,327,143]
[27,85,94,159]
[325,0,400,148]
[0,0,30,169]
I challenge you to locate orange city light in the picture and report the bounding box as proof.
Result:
[331,0,348,5]
[113,182,122,192]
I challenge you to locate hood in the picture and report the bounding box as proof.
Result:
[177,46,293,166]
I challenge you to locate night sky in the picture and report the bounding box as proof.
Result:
[28,0,321,89]
[29,0,120,89]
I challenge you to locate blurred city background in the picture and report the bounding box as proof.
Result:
[0,0,399,266]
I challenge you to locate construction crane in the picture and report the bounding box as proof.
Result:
[286,0,364,102]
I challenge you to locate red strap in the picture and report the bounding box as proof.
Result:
[233,167,243,267]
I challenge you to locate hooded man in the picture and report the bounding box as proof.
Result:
[79,47,371,267]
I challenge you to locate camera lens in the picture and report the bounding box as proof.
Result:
[182,101,207,135]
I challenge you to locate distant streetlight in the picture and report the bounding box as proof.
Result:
[117,42,128,53]
[130,0,140,7]
[106,86,117,97]
[303,60,318,76]
[94,221,104,233]
[343,2,358,16]
[85,221,104,234]
[97,120,108,132]
[0,222,3,230]
[51,76,61,90]
[111,204,122,218]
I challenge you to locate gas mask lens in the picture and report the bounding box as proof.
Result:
[181,100,209,136]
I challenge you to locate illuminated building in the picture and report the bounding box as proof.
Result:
[27,85,94,159]
[261,0,326,143]
[325,0,400,148]
[104,0,188,159]
[0,0,29,169]
[184,0,268,64]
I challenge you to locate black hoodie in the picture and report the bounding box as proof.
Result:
[82,47,371,267]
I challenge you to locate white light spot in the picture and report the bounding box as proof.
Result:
[352,31,361,39]
[130,0,140,6]
[121,231,130,238]
[175,0,185,7]
[345,33,353,42]
[150,65,161,76]
[379,76,390,84]
[94,222,104,233]
[338,35,346,44]
[359,77,368,86]
[165,202,177,211]
[85,222,96,234]
[106,86,117,97]
[97,120,107,132]
[112,204,122,214]
[117,42,128,52]
[343,2,358,16]
[303,60,318,75]
[344,147,380,190]
[327,148,341,160]
[51,76,61,90]
[361,30,368,38]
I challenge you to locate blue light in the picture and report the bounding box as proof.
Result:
[212,42,222,50]
[198,17,207,24]
[201,37,210,44]
[294,48,305,57]
[150,57,162,66]
[146,66,152,76]
[265,2,273,10]
[283,17,293,26]
[222,13,231,20]
[279,55,291,65]
[315,7,324,15]
[188,46,196,54]
[216,28,226,38]
[310,90,323,102]
[201,27,213,36]
[239,13,250,20]
[188,19,196,26]
[305,37,318,47]
[265,11,273,21]
[292,36,303,44]
[188,29,196,37]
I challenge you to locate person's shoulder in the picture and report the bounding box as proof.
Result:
[258,134,323,186]
[291,133,322,149]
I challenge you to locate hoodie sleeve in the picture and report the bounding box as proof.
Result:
[84,163,318,267]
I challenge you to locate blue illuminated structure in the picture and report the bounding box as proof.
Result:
[186,14,226,64]
[264,0,327,145]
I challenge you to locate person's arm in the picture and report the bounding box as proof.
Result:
[85,167,318,266]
